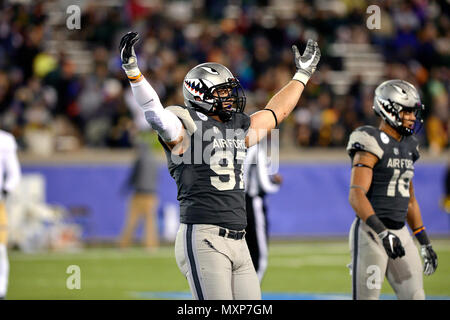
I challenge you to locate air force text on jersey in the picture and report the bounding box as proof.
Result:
[212,138,246,149]
[386,158,414,169]
[168,120,279,168]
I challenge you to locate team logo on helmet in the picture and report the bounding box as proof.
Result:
[200,66,220,75]
[392,84,409,99]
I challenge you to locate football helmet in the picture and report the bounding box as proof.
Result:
[373,79,425,136]
[183,62,246,121]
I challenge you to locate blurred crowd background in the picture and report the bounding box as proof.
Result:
[0,0,448,155]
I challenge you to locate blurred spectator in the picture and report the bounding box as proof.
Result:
[0,0,448,153]
[118,134,160,250]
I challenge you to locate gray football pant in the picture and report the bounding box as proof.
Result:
[175,223,261,300]
[349,218,425,300]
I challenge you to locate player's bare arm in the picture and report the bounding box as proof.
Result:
[348,151,378,221]
[246,40,320,147]
[406,182,438,275]
[406,182,423,230]
[348,150,405,259]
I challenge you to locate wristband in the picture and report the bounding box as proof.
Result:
[263,108,278,127]
[365,214,386,235]
[127,72,142,83]
[413,226,430,246]
[292,72,309,86]
[353,163,373,169]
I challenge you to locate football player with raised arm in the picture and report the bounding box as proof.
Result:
[119,32,320,300]
[347,79,438,300]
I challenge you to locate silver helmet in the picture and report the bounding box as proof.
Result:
[182,62,246,121]
[373,79,424,136]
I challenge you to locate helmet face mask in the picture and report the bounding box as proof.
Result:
[183,63,246,121]
[373,80,425,136]
[397,103,424,135]
[208,79,246,111]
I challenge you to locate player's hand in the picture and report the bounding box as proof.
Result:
[421,244,438,275]
[378,231,405,259]
[292,39,321,86]
[119,31,141,78]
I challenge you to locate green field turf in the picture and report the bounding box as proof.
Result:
[6,239,450,300]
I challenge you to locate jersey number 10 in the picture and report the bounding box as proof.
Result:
[387,169,413,197]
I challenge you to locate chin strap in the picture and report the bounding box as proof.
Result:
[195,102,233,122]
[395,124,413,136]
[218,109,232,122]
[212,100,232,122]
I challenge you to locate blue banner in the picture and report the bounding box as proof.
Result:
[22,163,449,240]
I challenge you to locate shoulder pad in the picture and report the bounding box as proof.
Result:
[346,126,384,159]
[166,105,197,135]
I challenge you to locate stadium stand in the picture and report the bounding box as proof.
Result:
[0,0,448,155]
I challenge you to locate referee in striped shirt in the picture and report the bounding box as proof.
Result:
[244,142,282,282]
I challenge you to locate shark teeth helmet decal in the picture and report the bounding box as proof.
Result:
[183,78,214,102]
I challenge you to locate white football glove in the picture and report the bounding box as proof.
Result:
[421,244,438,276]
[292,39,321,85]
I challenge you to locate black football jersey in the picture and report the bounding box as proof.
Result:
[346,126,420,228]
[159,105,251,230]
